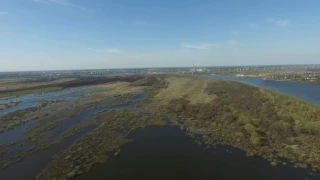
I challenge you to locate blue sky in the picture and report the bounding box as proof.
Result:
[0,0,320,71]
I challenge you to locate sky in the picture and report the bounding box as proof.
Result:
[0,0,320,71]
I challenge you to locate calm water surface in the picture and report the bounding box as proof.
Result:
[0,86,98,117]
[199,75,320,104]
[77,125,317,180]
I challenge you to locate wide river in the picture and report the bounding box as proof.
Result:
[198,74,320,104]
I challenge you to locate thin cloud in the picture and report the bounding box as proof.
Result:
[276,20,290,27]
[266,18,290,27]
[88,48,122,53]
[266,18,275,22]
[107,48,122,53]
[227,40,239,45]
[180,43,218,50]
[132,19,147,25]
[0,11,8,16]
[32,0,86,11]
[231,31,239,35]
[249,23,259,28]
[32,0,47,3]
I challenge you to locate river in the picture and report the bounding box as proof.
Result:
[0,76,319,180]
[76,76,320,180]
[198,74,320,104]
[77,125,317,180]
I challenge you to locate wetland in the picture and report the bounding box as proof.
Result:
[0,74,319,180]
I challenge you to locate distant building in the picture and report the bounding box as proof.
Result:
[235,74,245,77]
[190,64,196,75]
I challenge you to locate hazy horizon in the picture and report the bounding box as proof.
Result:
[1,63,319,73]
[1,0,320,71]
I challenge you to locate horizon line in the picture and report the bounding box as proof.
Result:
[0,63,319,73]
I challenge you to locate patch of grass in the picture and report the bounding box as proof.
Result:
[130,77,158,86]
[154,76,215,106]
[90,82,144,100]
[36,111,167,180]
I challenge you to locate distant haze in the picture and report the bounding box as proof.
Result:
[1,0,320,71]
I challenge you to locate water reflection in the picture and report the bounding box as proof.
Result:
[77,125,317,180]
[0,86,102,117]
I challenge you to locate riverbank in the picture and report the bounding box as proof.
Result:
[0,79,148,170]
[0,75,143,99]
[155,77,320,170]
[192,74,320,104]
[76,125,317,180]
[195,72,320,85]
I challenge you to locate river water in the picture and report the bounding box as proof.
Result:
[0,97,140,180]
[76,76,320,180]
[198,74,320,104]
[77,125,317,180]
[0,76,319,180]
[0,86,104,117]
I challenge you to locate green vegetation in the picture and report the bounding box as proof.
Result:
[37,110,166,180]
[0,78,75,92]
[267,77,320,84]
[202,69,320,84]
[2,75,319,179]
[0,76,166,171]
[0,80,145,133]
[90,82,144,100]
[154,76,214,106]
[130,76,158,86]
[0,75,144,99]
[153,76,320,170]
[37,113,133,180]
[0,107,39,132]
[0,107,92,169]
[34,77,168,179]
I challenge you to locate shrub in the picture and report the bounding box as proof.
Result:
[251,132,260,146]
[244,123,255,134]
[251,118,261,126]
[174,104,184,112]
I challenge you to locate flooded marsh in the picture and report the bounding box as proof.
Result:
[0,75,319,180]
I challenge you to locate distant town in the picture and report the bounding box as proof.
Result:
[1,64,319,84]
